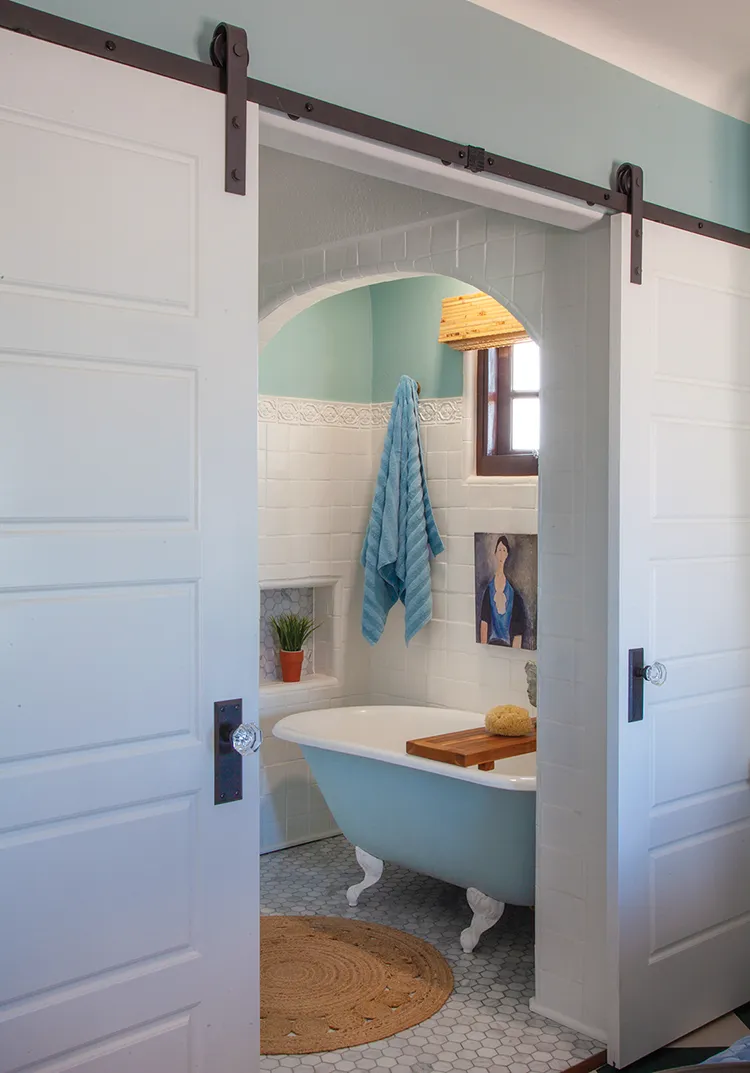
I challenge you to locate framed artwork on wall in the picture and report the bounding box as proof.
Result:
[474,532,538,650]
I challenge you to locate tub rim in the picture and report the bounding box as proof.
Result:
[272,705,536,792]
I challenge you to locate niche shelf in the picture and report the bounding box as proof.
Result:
[259,579,337,689]
[259,674,339,696]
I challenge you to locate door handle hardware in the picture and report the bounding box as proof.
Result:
[636,662,667,686]
[628,648,645,722]
[214,699,260,804]
[628,650,667,722]
[228,722,262,755]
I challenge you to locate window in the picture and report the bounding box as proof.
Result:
[476,341,539,476]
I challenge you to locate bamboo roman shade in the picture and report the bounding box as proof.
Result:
[438,292,529,351]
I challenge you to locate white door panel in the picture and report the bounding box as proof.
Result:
[0,356,196,522]
[609,213,750,1065]
[0,28,259,1073]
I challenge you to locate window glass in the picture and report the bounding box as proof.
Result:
[487,348,498,454]
[511,396,540,452]
[476,345,539,477]
[511,341,540,393]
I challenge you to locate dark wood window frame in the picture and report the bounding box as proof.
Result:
[476,346,539,477]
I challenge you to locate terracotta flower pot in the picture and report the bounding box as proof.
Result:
[279,649,304,683]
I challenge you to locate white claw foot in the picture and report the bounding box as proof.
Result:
[346,846,384,907]
[460,887,506,952]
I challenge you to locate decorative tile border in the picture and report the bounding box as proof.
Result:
[371,397,463,426]
[259,395,463,427]
[258,396,373,428]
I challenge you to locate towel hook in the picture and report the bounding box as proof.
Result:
[416,380,421,395]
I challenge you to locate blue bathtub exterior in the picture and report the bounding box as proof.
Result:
[301,745,536,906]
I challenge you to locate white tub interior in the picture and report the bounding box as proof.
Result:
[273,705,536,790]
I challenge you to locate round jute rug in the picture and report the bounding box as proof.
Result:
[260,915,454,1054]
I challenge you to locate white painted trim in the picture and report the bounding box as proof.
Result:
[259,109,607,233]
[528,1000,607,1044]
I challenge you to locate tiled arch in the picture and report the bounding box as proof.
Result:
[259,206,546,347]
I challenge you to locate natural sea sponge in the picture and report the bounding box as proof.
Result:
[484,704,534,737]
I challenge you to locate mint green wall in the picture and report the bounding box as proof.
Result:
[371,277,465,402]
[25,0,750,231]
[260,277,465,402]
[259,287,372,402]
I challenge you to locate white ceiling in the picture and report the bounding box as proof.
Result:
[469,0,750,121]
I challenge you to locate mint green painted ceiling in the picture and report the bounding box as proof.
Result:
[24,0,750,231]
[260,277,466,403]
[370,277,466,402]
[259,287,373,403]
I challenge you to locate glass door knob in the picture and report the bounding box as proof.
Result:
[231,723,262,755]
[642,662,667,686]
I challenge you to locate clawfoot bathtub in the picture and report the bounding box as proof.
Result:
[273,706,536,951]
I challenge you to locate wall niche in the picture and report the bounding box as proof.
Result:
[259,583,335,687]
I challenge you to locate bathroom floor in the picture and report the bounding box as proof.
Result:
[260,835,602,1073]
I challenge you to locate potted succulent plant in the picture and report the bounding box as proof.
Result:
[269,612,320,683]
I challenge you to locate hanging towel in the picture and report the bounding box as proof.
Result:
[361,376,444,644]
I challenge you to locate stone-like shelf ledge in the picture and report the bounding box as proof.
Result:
[259,674,339,695]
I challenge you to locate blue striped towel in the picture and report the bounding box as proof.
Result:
[705,1035,750,1063]
[361,376,444,644]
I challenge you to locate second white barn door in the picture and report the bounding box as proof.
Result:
[608,213,750,1066]
[0,28,260,1073]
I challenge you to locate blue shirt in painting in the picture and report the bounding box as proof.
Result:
[488,577,513,644]
[479,576,527,647]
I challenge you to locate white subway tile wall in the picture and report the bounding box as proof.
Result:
[258,410,375,855]
[257,206,610,1040]
[366,401,538,715]
[258,385,540,845]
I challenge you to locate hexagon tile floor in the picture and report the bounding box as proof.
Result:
[260,835,602,1072]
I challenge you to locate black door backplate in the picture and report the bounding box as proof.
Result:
[214,698,243,803]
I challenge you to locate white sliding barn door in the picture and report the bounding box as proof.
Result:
[0,29,259,1073]
[608,213,750,1066]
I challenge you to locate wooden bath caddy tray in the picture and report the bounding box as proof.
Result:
[406,726,536,771]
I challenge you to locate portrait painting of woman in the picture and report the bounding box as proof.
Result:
[475,533,537,650]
